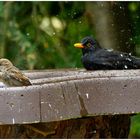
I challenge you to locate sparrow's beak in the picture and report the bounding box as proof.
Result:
[74,43,84,48]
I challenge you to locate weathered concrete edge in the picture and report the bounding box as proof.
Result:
[0,69,140,124]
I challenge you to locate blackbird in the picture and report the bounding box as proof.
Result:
[74,36,140,70]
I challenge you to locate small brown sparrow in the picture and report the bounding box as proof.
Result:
[0,58,32,87]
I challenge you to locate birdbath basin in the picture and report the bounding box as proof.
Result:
[0,68,139,124]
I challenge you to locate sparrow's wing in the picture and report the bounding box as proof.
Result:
[8,67,32,86]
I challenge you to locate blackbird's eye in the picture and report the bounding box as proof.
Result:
[86,43,91,48]
[77,36,96,49]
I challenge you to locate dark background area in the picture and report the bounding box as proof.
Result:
[0,1,140,138]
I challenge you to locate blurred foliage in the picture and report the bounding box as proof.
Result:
[0,1,140,138]
[128,3,140,137]
[0,1,93,70]
[130,114,140,138]
[129,2,140,55]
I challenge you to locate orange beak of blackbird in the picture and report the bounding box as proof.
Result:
[74,43,84,48]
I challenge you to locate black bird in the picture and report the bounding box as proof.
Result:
[74,36,140,70]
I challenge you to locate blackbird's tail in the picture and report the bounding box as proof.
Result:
[132,57,140,69]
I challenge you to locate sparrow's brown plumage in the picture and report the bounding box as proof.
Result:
[0,58,31,87]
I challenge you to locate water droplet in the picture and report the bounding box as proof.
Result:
[120,54,123,57]
[126,58,132,61]
[131,111,135,114]
[12,118,15,124]
[86,93,89,99]
[120,6,123,9]
[26,33,30,36]
[49,104,52,108]
[79,21,82,24]
[129,53,132,56]
[124,65,128,69]
[117,61,120,64]
[107,49,113,52]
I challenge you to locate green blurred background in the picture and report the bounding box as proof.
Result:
[0,1,140,138]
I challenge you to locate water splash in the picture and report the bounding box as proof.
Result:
[124,65,128,69]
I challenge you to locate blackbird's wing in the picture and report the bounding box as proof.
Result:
[83,55,117,70]
[82,49,140,70]
[82,51,117,70]
[8,67,32,86]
